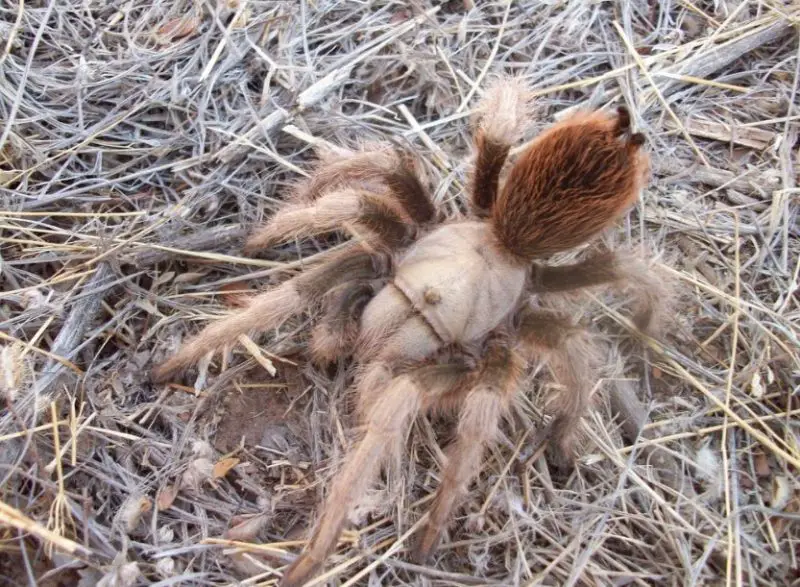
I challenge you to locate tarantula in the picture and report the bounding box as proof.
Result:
[152,78,662,586]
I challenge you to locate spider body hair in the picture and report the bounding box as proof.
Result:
[150,78,665,587]
[470,76,529,213]
[493,110,648,260]
[309,280,378,365]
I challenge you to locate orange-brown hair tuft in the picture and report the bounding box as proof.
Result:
[491,108,649,260]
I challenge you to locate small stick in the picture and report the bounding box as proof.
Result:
[0,499,98,563]
[129,225,247,266]
[659,18,791,98]
[32,263,114,401]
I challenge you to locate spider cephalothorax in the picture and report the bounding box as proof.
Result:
[151,78,662,586]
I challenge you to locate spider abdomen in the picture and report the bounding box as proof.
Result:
[391,221,526,344]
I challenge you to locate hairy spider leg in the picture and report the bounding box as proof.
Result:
[413,336,524,563]
[150,245,390,383]
[245,148,434,253]
[279,363,470,587]
[516,306,600,468]
[309,279,381,366]
[294,146,436,223]
[470,77,530,214]
[243,188,415,253]
[530,249,670,335]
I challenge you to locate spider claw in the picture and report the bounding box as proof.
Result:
[544,419,579,473]
[615,105,631,135]
[629,132,645,147]
[150,357,188,384]
[546,442,577,474]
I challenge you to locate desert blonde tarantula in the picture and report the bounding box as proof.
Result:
[152,78,662,586]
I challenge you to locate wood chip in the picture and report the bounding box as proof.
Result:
[665,118,775,149]
[237,334,277,377]
[212,457,240,479]
[156,16,200,45]
[156,484,179,511]
[224,512,269,541]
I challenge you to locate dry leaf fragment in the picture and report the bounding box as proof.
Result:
[770,475,792,510]
[156,484,179,511]
[173,271,207,284]
[694,444,723,499]
[224,512,270,541]
[213,457,240,479]
[155,557,176,578]
[754,451,770,478]
[134,298,160,316]
[191,440,214,459]
[155,16,200,45]
[97,558,140,587]
[771,493,800,536]
[157,525,175,543]
[227,551,271,575]
[154,271,176,287]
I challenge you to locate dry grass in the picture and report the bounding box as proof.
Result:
[1,1,799,585]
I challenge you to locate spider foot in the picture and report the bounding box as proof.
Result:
[546,441,577,474]
[411,523,444,566]
[150,355,195,385]
[544,420,579,473]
